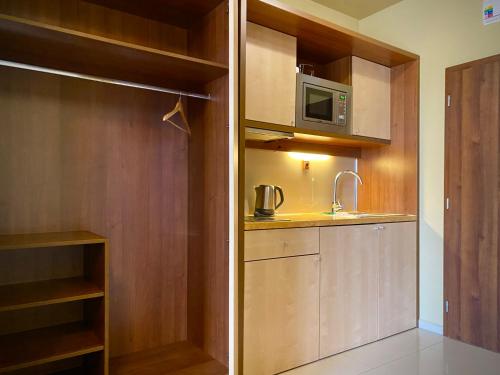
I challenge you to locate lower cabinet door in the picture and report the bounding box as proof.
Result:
[378,222,417,338]
[319,225,379,358]
[244,255,320,375]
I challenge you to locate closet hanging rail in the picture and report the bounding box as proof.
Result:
[0,59,211,100]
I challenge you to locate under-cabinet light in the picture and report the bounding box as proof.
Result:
[288,152,331,161]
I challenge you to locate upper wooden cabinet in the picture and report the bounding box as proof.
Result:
[351,56,391,140]
[319,225,379,358]
[245,22,297,126]
[378,222,417,338]
[244,255,320,374]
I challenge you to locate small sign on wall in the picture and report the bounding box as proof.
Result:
[483,0,500,25]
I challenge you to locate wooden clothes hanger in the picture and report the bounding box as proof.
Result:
[162,95,192,136]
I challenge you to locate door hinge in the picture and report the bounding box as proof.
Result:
[445,300,449,313]
[447,95,451,107]
[445,197,450,210]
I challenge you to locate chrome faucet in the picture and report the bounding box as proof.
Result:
[332,170,363,213]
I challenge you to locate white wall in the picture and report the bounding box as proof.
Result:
[279,0,359,30]
[359,0,500,327]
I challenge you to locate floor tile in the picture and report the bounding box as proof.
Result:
[360,337,500,375]
[281,329,500,375]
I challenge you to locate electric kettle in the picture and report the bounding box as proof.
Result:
[254,185,284,217]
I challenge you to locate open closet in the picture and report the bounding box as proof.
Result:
[0,0,229,374]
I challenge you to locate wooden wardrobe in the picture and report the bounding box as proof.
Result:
[0,1,229,374]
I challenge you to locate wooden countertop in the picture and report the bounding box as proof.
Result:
[244,212,417,230]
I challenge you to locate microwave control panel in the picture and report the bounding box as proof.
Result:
[335,93,348,126]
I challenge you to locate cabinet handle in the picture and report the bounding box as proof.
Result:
[374,225,386,230]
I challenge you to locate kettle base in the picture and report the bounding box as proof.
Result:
[254,209,275,217]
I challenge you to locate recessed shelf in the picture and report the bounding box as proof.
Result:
[0,323,103,373]
[0,231,106,251]
[0,277,104,312]
[0,14,228,91]
[247,0,418,67]
[86,0,225,28]
[110,341,227,375]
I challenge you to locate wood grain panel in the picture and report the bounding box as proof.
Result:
[188,1,229,65]
[0,0,188,54]
[319,225,379,357]
[247,0,418,66]
[444,54,500,352]
[0,246,83,286]
[244,255,320,374]
[0,66,188,357]
[245,22,297,126]
[244,227,319,261]
[0,322,103,373]
[110,341,227,375]
[187,75,229,365]
[378,222,417,338]
[358,60,418,214]
[351,56,391,140]
[86,0,224,29]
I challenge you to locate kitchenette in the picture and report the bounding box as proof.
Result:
[239,2,419,374]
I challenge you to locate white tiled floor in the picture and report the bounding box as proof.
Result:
[282,329,500,375]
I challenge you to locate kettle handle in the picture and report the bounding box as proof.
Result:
[274,186,284,210]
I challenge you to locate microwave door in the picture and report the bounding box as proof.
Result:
[303,83,334,124]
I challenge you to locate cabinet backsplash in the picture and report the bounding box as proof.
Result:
[245,149,356,215]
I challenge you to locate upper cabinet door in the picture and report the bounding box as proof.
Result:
[244,255,320,374]
[245,22,297,126]
[319,225,379,358]
[378,222,417,338]
[352,56,391,140]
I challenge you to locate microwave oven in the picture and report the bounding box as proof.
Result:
[295,73,352,135]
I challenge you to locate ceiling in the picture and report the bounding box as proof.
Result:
[311,0,403,19]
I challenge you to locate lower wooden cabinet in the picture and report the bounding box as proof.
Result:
[319,225,379,357]
[378,222,417,338]
[319,222,417,358]
[244,255,320,375]
[243,221,417,373]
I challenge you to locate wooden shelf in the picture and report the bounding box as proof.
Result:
[0,231,106,251]
[0,14,229,91]
[245,120,390,149]
[86,0,225,28]
[110,341,227,375]
[0,277,104,312]
[0,323,104,373]
[247,0,418,67]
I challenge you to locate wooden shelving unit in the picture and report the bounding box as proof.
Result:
[0,277,104,313]
[0,323,103,373]
[0,231,109,374]
[0,14,228,91]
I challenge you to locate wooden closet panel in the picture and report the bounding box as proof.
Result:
[358,60,418,214]
[0,67,188,357]
[188,74,229,366]
[0,0,188,54]
[186,2,229,366]
[188,0,229,65]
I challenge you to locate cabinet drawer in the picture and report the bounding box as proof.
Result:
[245,227,319,261]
